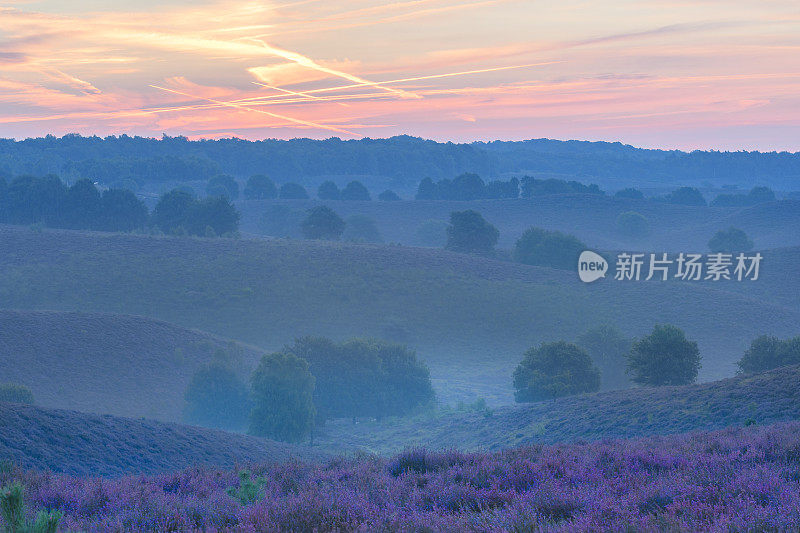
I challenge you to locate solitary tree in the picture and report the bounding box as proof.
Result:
[445,210,499,254]
[317,180,341,200]
[708,227,753,253]
[615,211,650,238]
[184,363,249,431]
[249,351,315,443]
[243,174,277,200]
[301,206,345,240]
[279,182,309,199]
[513,341,600,402]
[626,324,700,386]
[378,190,401,201]
[513,227,586,269]
[341,180,371,201]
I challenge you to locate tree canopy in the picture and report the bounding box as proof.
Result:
[626,324,701,386]
[513,341,601,402]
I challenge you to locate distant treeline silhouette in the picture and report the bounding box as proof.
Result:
[0,175,239,236]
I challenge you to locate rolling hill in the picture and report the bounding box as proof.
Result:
[0,225,798,405]
[0,310,264,421]
[0,402,315,477]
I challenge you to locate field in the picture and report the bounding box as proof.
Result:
[1,226,798,408]
[4,421,800,531]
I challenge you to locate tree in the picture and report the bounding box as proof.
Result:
[449,173,486,200]
[738,335,800,373]
[206,174,239,200]
[279,182,309,199]
[341,180,371,201]
[445,210,498,254]
[243,174,277,200]
[616,211,650,238]
[184,363,249,431]
[185,196,240,236]
[152,189,194,234]
[615,187,644,200]
[708,227,753,253]
[577,325,632,391]
[747,186,776,204]
[485,177,519,199]
[99,189,148,232]
[513,227,586,269]
[0,383,35,404]
[378,190,401,201]
[301,206,345,240]
[342,215,383,243]
[513,341,600,402]
[317,180,341,200]
[6,175,67,225]
[662,187,706,206]
[626,324,700,386]
[63,178,101,229]
[415,177,438,200]
[249,351,315,443]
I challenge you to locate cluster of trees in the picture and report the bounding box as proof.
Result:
[152,189,239,237]
[299,206,384,243]
[0,175,147,232]
[513,324,701,402]
[708,227,754,252]
[184,337,435,443]
[521,176,604,197]
[738,335,800,373]
[416,174,520,200]
[711,186,776,207]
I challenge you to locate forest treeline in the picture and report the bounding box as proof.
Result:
[1,134,799,190]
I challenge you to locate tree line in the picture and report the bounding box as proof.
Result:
[183,337,435,443]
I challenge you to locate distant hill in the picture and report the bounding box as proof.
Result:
[318,364,800,454]
[0,310,264,421]
[0,402,315,477]
[1,226,797,406]
[1,135,798,194]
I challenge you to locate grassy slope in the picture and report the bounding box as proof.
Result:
[0,402,315,477]
[238,196,800,251]
[317,364,800,454]
[0,310,264,421]
[1,225,798,406]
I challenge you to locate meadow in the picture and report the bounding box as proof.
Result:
[4,421,800,531]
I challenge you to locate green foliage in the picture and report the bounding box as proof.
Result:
[708,227,753,253]
[340,180,371,201]
[317,180,340,200]
[445,210,499,254]
[278,182,309,199]
[738,335,800,373]
[513,341,600,402]
[711,186,776,207]
[183,363,249,431]
[377,190,400,201]
[660,187,706,206]
[415,174,518,200]
[206,174,239,200]
[512,227,586,269]
[342,215,383,243]
[614,187,644,199]
[521,176,603,197]
[99,189,148,232]
[0,384,34,405]
[153,189,239,236]
[243,174,277,200]
[615,211,650,238]
[249,351,316,443]
[152,189,194,233]
[627,324,700,386]
[1,482,61,533]
[301,206,345,240]
[577,325,633,391]
[226,470,266,505]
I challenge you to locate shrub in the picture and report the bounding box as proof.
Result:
[626,324,700,386]
[708,227,753,253]
[1,482,61,533]
[615,187,644,199]
[445,210,499,254]
[738,335,800,373]
[576,325,633,391]
[340,180,371,201]
[249,351,316,443]
[378,190,401,201]
[0,383,34,405]
[513,341,600,402]
[183,363,249,431]
[615,211,650,238]
[342,215,383,243]
[279,182,309,199]
[512,227,586,269]
[317,181,340,200]
[243,174,277,200]
[206,174,239,200]
[301,206,345,240]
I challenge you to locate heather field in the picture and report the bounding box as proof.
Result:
[4,422,800,532]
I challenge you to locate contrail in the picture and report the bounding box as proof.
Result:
[149,84,361,137]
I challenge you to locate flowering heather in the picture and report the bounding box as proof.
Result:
[4,421,800,531]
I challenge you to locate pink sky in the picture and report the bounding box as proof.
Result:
[1,0,799,150]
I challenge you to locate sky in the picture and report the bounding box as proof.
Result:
[1,0,799,150]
